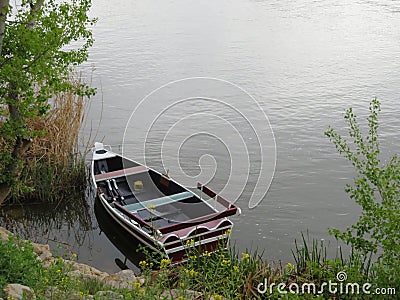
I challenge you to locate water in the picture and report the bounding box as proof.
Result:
[2,0,400,273]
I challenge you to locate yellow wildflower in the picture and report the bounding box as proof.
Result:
[139,260,148,267]
[160,258,171,269]
[184,268,198,277]
[178,296,186,300]
[133,281,141,289]
[147,203,156,209]
[213,295,223,300]
[233,265,239,272]
[241,253,250,261]
[185,239,195,245]
[221,259,231,266]
[286,262,295,270]
[224,229,232,235]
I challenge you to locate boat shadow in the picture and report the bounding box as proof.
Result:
[94,198,156,273]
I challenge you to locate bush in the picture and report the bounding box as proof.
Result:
[0,235,45,296]
[325,98,400,287]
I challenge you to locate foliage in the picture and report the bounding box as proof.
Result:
[325,98,400,287]
[137,242,275,299]
[0,234,44,293]
[0,0,96,199]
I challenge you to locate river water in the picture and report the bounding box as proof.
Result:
[2,0,400,273]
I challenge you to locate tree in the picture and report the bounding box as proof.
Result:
[0,0,96,204]
[325,98,400,284]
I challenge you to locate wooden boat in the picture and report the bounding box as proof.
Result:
[91,142,240,264]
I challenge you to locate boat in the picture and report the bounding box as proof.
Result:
[91,142,241,264]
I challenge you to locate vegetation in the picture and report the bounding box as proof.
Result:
[0,233,393,300]
[10,75,91,203]
[0,234,119,299]
[325,98,400,288]
[0,0,96,204]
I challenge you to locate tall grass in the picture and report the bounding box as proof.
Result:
[10,74,91,203]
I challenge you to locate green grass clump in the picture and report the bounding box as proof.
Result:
[0,235,44,293]
[0,235,136,299]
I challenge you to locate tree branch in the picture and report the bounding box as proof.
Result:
[27,0,44,29]
[0,0,9,57]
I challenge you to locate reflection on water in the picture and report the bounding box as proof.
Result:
[0,193,95,257]
[0,184,152,273]
[94,199,145,274]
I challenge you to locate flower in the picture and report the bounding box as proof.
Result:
[213,295,223,300]
[224,229,232,235]
[160,258,171,269]
[221,259,231,267]
[185,239,195,245]
[233,265,239,272]
[241,253,250,261]
[133,281,141,289]
[139,260,148,267]
[203,250,211,257]
[147,203,156,209]
[286,262,295,270]
[184,268,198,277]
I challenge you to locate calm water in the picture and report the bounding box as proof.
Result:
[2,0,400,273]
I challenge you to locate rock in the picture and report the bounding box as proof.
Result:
[95,291,123,300]
[160,289,202,300]
[63,259,109,280]
[3,284,35,300]
[0,226,12,241]
[101,269,139,289]
[137,276,146,285]
[31,242,52,261]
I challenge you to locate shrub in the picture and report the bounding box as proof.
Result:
[325,98,400,287]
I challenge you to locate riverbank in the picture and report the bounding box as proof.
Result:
[1,226,239,299]
[2,225,393,299]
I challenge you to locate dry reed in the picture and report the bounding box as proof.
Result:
[26,76,86,165]
[8,74,92,203]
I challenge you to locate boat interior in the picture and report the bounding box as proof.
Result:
[94,155,216,229]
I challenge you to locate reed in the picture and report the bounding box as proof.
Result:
[10,74,91,203]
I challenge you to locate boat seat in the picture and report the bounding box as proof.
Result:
[123,191,193,212]
[95,165,148,182]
